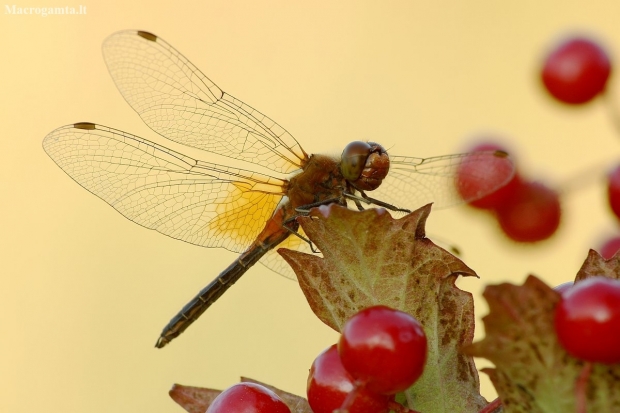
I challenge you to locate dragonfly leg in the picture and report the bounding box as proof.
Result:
[344,191,411,213]
[353,198,365,211]
[293,197,342,215]
[281,217,320,253]
[281,197,346,253]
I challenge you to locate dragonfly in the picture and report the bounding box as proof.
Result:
[43,30,514,348]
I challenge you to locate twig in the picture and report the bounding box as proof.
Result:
[556,158,614,196]
[387,399,421,413]
[601,90,620,138]
[575,362,592,413]
[333,383,360,413]
[478,397,502,413]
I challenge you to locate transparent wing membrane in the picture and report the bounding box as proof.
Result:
[102,30,308,174]
[43,123,286,254]
[371,151,514,211]
[44,31,515,282]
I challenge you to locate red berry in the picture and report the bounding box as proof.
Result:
[554,276,620,364]
[456,142,518,209]
[599,236,620,259]
[541,36,611,104]
[494,180,561,242]
[307,344,389,413]
[607,164,620,220]
[207,382,291,413]
[338,306,427,395]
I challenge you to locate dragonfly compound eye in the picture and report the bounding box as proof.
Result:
[341,141,372,181]
[341,141,390,191]
[357,142,390,191]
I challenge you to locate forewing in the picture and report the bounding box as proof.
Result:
[102,30,307,174]
[371,151,515,210]
[43,123,286,253]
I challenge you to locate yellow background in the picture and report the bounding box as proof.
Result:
[2,1,620,412]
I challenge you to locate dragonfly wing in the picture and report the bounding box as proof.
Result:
[102,30,308,174]
[43,123,286,253]
[371,151,515,211]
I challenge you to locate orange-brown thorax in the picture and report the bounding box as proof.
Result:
[252,142,390,249]
[283,141,390,217]
[286,154,347,210]
[250,154,346,248]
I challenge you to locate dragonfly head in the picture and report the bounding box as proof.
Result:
[340,141,390,191]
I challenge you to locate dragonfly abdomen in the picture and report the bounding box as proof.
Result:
[155,209,292,348]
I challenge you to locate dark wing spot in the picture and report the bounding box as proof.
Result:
[137,31,157,42]
[74,122,96,130]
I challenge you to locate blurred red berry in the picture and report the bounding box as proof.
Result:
[541,36,611,104]
[599,235,620,259]
[554,276,620,364]
[456,142,518,209]
[207,382,290,413]
[607,164,620,220]
[470,173,522,210]
[338,306,427,395]
[494,180,561,242]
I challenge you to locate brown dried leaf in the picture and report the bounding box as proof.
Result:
[464,274,620,413]
[169,384,220,413]
[575,249,620,281]
[278,204,486,413]
[170,378,312,413]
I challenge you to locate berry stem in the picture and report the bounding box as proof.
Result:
[333,382,362,413]
[601,90,620,138]
[477,397,502,413]
[404,390,416,411]
[575,362,592,413]
[556,158,612,195]
[387,399,421,413]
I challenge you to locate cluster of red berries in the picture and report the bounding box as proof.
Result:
[205,35,620,413]
[457,141,562,243]
[541,36,620,257]
[205,306,427,413]
[307,305,428,413]
[554,276,620,365]
[458,36,617,245]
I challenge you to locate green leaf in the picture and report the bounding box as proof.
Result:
[279,204,487,413]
